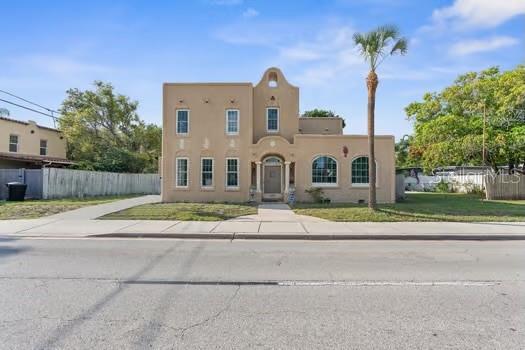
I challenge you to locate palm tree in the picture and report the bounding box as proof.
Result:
[353,25,407,210]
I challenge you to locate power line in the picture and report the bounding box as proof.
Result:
[0,98,58,120]
[0,89,59,114]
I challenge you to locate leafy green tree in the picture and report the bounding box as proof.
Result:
[302,109,346,128]
[353,25,408,209]
[405,65,525,172]
[59,81,161,173]
[395,135,420,168]
[0,108,9,117]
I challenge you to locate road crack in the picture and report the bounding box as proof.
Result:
[179,285,241,339]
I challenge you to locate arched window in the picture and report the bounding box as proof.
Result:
[268,71,278,87]
[351,156,369,185]
[312,156,337,185]
[264,157,281,165]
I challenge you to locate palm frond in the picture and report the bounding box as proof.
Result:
[353,24,408,70]
[391,38,408,56]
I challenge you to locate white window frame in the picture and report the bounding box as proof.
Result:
[225,109,240,135]
[350,155,379,188]
[311,155,339,188]
[200,157,214,189]
[9,134,19,153]
[40,139,48,156]
[175,157,189,188]
[176,109,190,135]
[266,107,279,133]
[225,157,240,189]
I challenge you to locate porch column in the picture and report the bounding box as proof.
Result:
[255,161,262,193]
[284,161,291,193]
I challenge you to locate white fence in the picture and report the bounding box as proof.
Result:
[404,174,485,193]
[42,168,160,199]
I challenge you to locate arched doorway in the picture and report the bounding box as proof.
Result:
[262,156,283,201]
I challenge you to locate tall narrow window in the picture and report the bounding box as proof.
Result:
[266,108,279,132]
[312,156,337,186]
[40,140,48,156]
[9,134,18,153]
[351,156,369,185]
[201,158,214,188]
[226,109,239,135]
[176,158,189,187]
[176,110,189,135]
[226,158,239,188]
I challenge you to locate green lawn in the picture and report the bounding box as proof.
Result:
[292,192,525,222]
[0,196,137,220]
[102,202,257,221]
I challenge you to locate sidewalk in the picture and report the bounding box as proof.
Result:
[2,219,525,240]
[46,195,161,220]
[1,198,525,240]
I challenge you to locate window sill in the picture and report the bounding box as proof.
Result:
[225,187,240,192]
[351,184,380,189]
[200,187,215,191]
[174,186,190,191]
[312,183,339,188]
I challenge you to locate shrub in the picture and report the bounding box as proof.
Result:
[435,179,453,193]
[465,183,485,197]
[305,187,325,203]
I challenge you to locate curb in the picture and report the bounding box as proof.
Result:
[87,232,525,241]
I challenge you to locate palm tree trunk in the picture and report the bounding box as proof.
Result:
[367,71,378,210]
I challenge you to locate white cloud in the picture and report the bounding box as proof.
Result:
[10,54,112,75]
[449,36,519,56]
[275,26,365,85]
[242,8,259,18]
[432,0,525,29]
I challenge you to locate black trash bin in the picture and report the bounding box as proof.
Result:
[6,182,27,201]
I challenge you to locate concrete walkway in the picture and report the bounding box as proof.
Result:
[231,203,327,222]
[1,197,525,240]
[46,195,161,220]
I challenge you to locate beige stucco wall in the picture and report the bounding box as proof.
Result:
[292,135,396,203]
[252,68,299,144]
[161,67,396,204]
[161,83,254,202]
[0,119,66,158]
[298,117,343,135]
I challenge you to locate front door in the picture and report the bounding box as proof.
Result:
[263,165,282,199]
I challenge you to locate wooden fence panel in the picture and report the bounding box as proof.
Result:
[485,174,525,200]
[42,168,160,199]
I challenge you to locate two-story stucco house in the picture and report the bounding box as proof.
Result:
[0,116,72,168]
[161,68,395,203]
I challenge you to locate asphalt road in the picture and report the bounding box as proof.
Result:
[0,237,523,349]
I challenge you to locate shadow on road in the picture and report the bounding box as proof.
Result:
[0,236,30,263]
[131,241,207,346]
[37,240,187,349]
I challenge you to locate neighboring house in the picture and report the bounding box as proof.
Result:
[161,68,395,203]
[0,116,72,168]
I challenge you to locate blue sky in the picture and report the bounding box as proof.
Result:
[1,0,524,139]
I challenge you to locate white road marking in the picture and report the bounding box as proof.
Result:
[278,281,501,287]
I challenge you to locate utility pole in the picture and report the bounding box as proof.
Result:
[482,102,486,166]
